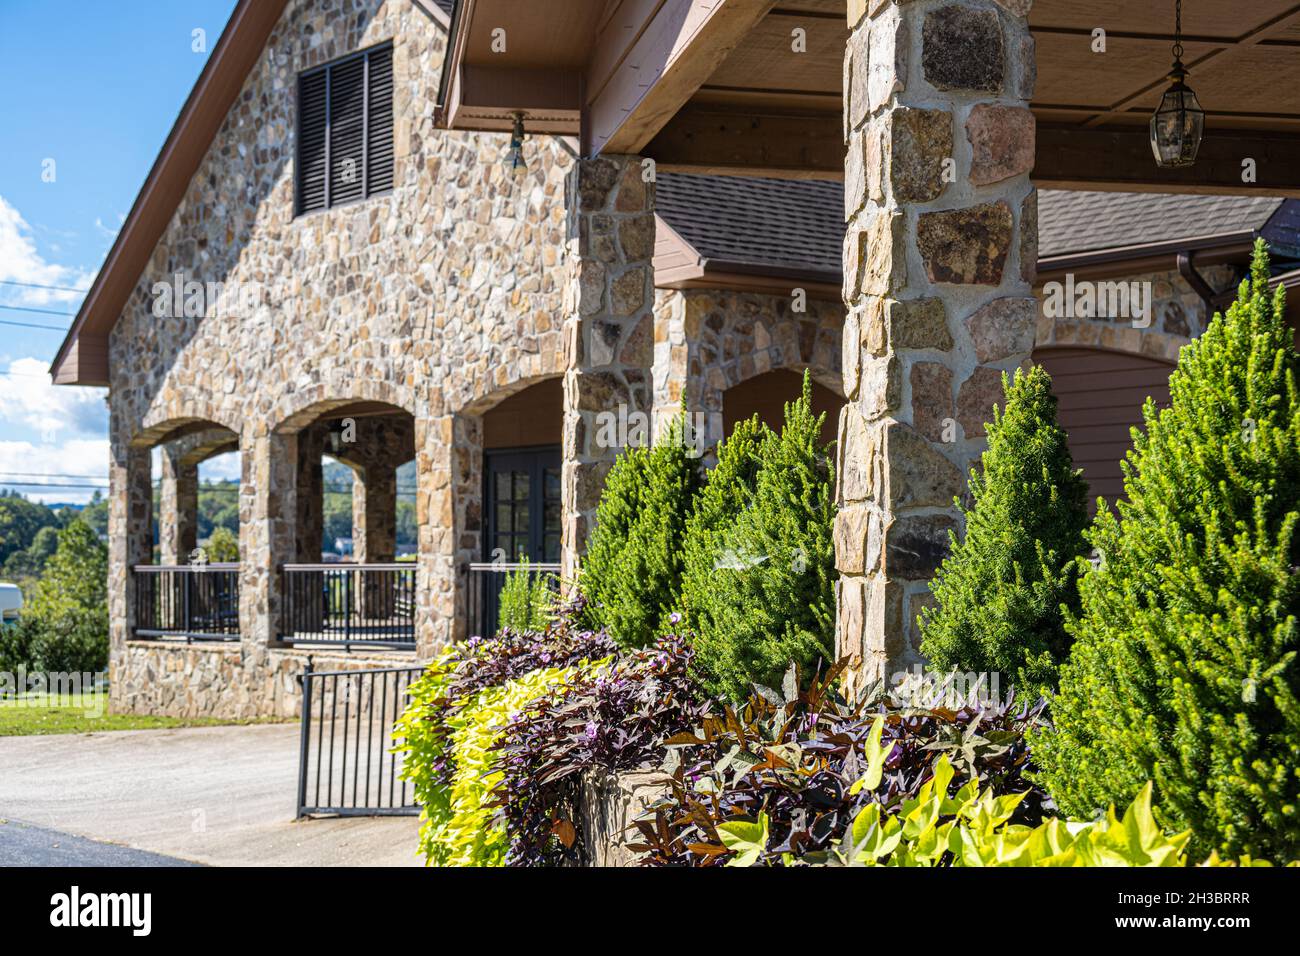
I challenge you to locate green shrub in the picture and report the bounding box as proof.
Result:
[581,412,702,647]
[679,413,766,660]
[683,374,836,700]
[204,526,238,563]
[1031,241,1300,861]
[919,366,1090,696]
[496,558,554,633]
[17,519,108,674]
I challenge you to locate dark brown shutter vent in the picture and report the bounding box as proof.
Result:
[366,47,394,195]
[295,43,394,215]
[295,70,328,214]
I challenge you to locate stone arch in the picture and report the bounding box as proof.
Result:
[268,381,418,436]
[654,289,844,455]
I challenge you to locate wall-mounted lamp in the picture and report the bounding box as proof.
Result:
[504,112,528,179]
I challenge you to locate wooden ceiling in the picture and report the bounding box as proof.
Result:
[1031,0,1300,131]
[441,0,1300,193]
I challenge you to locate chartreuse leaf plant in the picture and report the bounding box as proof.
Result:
[729,753,1196,867]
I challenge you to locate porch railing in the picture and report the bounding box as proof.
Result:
[466,561,561,639]
[133,565,240,642]
[280,563,416,650]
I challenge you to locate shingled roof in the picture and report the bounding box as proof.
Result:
[1037,190,1296,258]
[655,175,1300,281]
[655,174,843,282]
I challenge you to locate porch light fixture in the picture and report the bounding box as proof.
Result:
[504,112,528,179]
[327,420,345,455]
[1150,0,1205,168]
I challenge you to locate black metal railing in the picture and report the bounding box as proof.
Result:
[466,561,561,639]
[133,565,240,642]
[280,563,416,650]
[296,663,424,817]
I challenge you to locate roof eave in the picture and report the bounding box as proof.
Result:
[49,0,289,387]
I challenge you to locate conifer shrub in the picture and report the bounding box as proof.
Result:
[496,558,554,633]
[580,413,702,648]
[919,366,1090,696]
[684,374,836,700]
[1031,241,1300,861]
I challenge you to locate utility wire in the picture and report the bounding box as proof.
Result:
[0,304,77,318]
[0,279,90,294]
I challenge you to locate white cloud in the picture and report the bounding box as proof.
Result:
[0,357,107,441]
[0,194,95,306]
[0,439,108,504]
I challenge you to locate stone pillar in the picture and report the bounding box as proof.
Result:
[158,446,197,565]
[242,425,298,652]
[838,0,1038,695]
[294,426,326,562]
[561,154,656,579]
[418,413,456,655]
[352,465,397,564]
[107,426,152,711]
[354,464,398,618]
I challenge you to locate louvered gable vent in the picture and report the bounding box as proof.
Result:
[295,43,394,215]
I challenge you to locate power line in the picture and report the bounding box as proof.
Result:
[0,278,90,294]
[0,318,69,332]
[0,304,76,318]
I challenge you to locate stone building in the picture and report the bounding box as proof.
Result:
[52,0,1300,715]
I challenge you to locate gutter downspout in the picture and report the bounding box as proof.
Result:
[1177,250,1217,323]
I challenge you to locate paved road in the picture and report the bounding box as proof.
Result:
[0,819,196,867]
[0,724,421,867]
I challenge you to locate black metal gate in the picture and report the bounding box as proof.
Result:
[296,662,425,817]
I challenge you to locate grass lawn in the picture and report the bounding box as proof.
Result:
[0,689,291,736]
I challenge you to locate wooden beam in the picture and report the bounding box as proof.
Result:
[644,105,843,179]
[1034,124,1300,197]
[587,0,777,156]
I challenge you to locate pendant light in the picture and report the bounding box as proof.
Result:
[1150,0,1205,168]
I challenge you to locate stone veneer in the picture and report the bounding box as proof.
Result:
[1033,263,1239,362]
[108,0,575,715]
[837,0,1039,696]
[652,288,844,455]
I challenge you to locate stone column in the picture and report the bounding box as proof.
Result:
[838,0,1038,696]
[242,425,298,653]
[561,154,656,579]
[354,464,398,618]
[158,446,197,565]
[107,427,152,711]
[294,426,326,562]
[352,465,397,564]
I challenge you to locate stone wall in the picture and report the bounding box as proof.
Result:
[107,0,574,716]
[652,288,844,454]
[113,640,413,719]
[1034,263,1239,361]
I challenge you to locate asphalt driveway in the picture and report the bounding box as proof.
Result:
[0,724,421,867]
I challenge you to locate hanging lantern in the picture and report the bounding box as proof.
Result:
[1150,0,1205,168]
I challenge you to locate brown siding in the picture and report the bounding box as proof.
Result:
[723,369,843,447]
[483,378,563,449]
[1034,346,1175,507]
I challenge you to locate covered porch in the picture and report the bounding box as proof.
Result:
[436,0,1300,690]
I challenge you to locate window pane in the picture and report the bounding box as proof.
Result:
[513,504,530,534]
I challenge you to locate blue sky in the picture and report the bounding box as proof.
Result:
[0,0,239,502]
